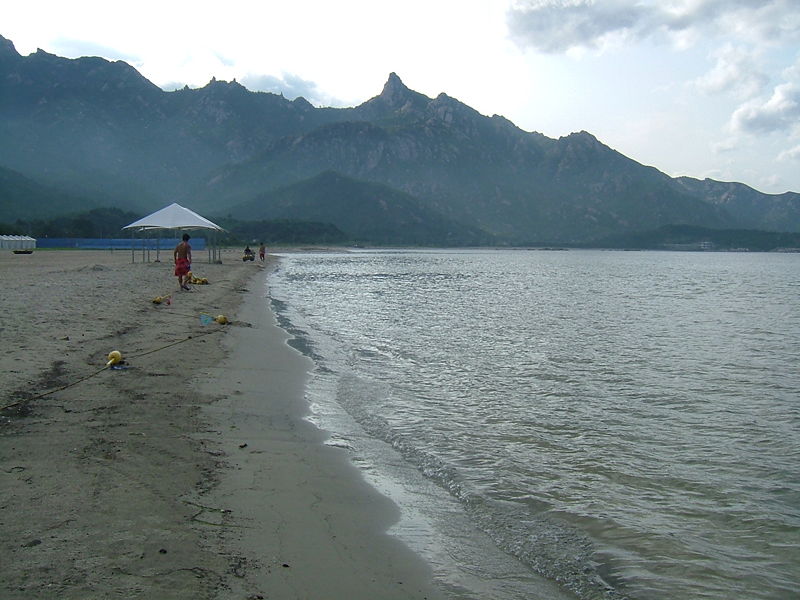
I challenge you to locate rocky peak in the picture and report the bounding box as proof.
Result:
[427,92,486,134]
[379,72,411,107]
[204,77,246,90]
[558,130,608,155]
[562,130,599,143]
[0,35,21,73]
[353,72,431,119]
[0,34,20,59]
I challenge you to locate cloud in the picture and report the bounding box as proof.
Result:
[730,81,800,135]
[215,52,236,68]
[711,137,738,154]
[778,144,800,161]
[721,55,800,185]
[506,0,800,53]
[240,73,330,105]
[758,173,784,190]
[506,0,653,53]
[694,43,769,98]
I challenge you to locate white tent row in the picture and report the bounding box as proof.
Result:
[122,203,225,263]
[1,235,36,250]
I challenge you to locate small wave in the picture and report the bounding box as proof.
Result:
[332,373,626,600]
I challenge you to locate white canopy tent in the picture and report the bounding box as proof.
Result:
[122,203,225,263]
[1,235,36,251]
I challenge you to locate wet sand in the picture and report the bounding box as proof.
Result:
[0,249,448,599]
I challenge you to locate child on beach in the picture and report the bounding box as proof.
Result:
[259,242,266,262]
[174,233,192,290]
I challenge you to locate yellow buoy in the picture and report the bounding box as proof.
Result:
[214,315,228,325]
[152,296,163,304]
[106,350,123,366]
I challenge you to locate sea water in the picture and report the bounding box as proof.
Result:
[267,249,800,600]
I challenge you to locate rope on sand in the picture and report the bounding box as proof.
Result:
[3,267,248,412]
[0,328,225,412]
[1,365,114,410]
[127,328,223,360]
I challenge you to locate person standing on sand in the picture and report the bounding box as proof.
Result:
[259,242,266,262]
[174,233,192,290]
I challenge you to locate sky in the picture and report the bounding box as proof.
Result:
[3,0,800,194]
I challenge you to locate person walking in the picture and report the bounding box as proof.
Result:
[174,233,192,290]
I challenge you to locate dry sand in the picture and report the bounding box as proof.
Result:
[0,249,450,599]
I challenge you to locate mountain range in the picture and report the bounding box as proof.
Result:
[1,33,799,245]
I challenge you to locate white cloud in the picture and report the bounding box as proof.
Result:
[714,0,800,45]
[507,0,654,53]
[506,0,800,53]
[694,43,768,98]
[778,144,800,161]
[711,137,738,154]
[730,82,800,135]
[758,173,784,190]
[239,73,332,105]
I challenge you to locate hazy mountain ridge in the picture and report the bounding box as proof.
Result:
[0,164,104,222]
[673,177,800,234]
[205,82,735,242]
[231,170,493,245]
[0,36,341,205]
[1,34,798,244]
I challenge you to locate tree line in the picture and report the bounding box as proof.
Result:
[1,207,349,245]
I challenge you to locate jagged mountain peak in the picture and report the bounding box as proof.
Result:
[558,130,611,153]
[197,77,252,99]
[378,72,424,108]
[32,48,58,60]
[203,77,247,90]
[561,130,600,142]
[357,72,430,118]
[0,34,19,59]
[381,72,407,96]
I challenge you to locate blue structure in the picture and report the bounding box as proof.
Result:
[36,237,207,250]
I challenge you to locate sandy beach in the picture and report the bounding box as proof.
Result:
[0,249,450,599]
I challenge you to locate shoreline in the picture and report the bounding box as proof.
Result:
[198,266,453,599]
[0,249,450,599]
